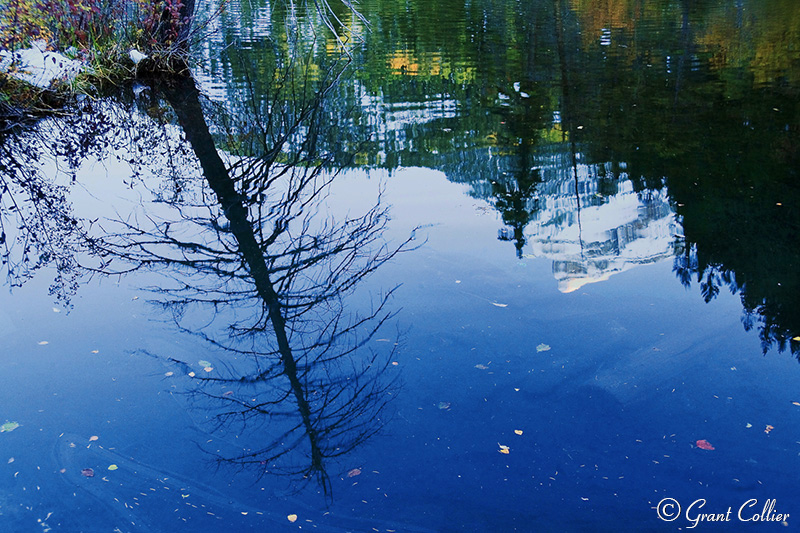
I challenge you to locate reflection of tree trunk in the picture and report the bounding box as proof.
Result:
[673,1,693,107]
[160,74,326,482]
[554,0,583,254]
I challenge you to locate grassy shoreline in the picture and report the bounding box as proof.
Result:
[0,0,200,122]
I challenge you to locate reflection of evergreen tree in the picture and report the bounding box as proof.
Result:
[489,82,548,257]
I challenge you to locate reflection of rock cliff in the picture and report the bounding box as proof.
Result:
[522,161,681,293]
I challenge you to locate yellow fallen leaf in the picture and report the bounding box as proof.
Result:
[241,512,248,516]
[89,436,99,442]
[792,402,800,407]
[498,444,510,454]
[514,430,523,436]
[287,514,298,523]
[793,336,800,342]
[108,464,118,471]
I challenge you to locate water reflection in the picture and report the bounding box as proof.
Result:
[198,0,799,358]
[0,55,414,495]
[136,69,411,493]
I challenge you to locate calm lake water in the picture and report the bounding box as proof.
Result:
[1,0,799,531]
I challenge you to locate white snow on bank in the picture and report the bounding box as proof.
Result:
[0,40,86,89]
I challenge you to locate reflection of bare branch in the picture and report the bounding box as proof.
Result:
[91,62,415,494]
[0,124,87,304]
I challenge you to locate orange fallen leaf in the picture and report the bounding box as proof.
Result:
[498,444,510,454]
[765,425,774,434]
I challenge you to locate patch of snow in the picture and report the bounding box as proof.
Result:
[0,40,86,89]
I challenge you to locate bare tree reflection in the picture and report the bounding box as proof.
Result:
[91,62,414,494]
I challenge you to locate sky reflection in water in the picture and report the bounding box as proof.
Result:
[1,0,800,531]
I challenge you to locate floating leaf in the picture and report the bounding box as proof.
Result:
[391,361,399,366]
[514,430,523,436]
[7,457,13,463]
[696,439,715,450]
[37,341,49,346]
[188,372,195,378]
[475,364,489,370]
[437,402,451,410]
[59,468,66,474]
[793,336,800,342]
[746,423,752,428]
[52,308,60,313]
[792,402,800,407]
[765,425,774,434]
[89,436,98,442]
[198,360,212,368]
[203,367,213,373]
[287,514,298,523]
[164,372,174,377]
[536,344,551,352]
[492,302,508,308]
[108,464,118,471]
[90,350,99,354]
[498,444,510,454]
[223,391,234,397]
[347,468,361,478]
[1,422,20,433]
[81,468,94,477]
